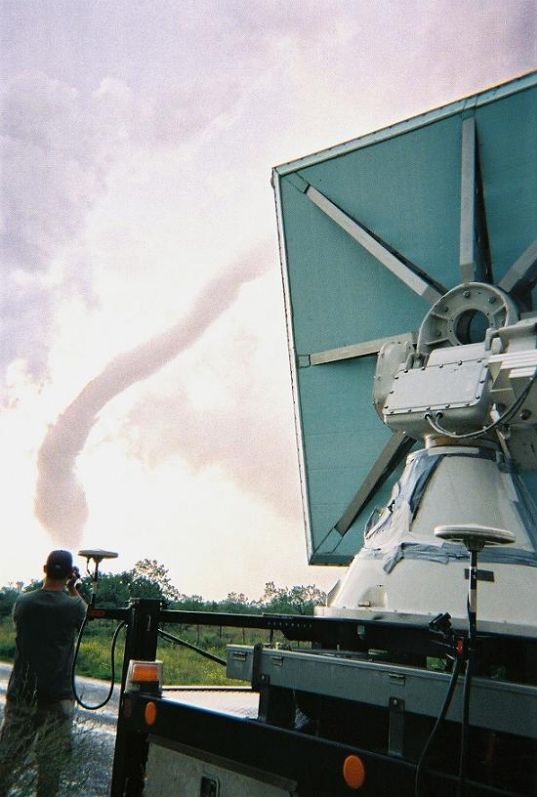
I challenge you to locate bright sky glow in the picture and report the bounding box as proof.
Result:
[1,0,536,598]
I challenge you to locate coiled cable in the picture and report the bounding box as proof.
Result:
[71,616,126,710]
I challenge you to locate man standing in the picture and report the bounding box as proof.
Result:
[0,550,87,797]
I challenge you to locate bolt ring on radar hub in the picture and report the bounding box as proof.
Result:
[417,282,518,356]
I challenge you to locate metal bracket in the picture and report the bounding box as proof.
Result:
[498,237,537,297]
[309,331,417,366]
[464,568,495,583]
[251,642,268,692]
[334,432,414,535]
[388,696,405,757]
[305,184,446,304]
[459,117,492,284]
[286,171,446,304]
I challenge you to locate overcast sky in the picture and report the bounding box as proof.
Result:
[1,0,536,599]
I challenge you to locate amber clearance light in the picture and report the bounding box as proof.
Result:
[126,660,163,695]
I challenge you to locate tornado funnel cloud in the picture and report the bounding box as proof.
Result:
[35,246,270,546]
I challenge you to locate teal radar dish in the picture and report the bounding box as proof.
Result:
[274,71,537,566]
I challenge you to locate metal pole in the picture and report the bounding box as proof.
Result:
[467,548,478,642]
[110,599,162,797]
[458,546,480,796]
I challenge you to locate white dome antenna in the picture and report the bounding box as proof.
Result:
[78,549,119,606]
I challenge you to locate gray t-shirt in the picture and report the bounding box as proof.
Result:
[7,588,86,703]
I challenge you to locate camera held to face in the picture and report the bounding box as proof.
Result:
[67,566,81,588]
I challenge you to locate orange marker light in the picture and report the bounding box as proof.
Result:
[144,701,158,726]
[343,755,366,790]
[126,660,163,694]
[130,662,161,682]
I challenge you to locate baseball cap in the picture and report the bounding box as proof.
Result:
[45,550,74,579]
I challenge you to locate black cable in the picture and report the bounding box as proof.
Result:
[457,647,473,797]
[414,652,463,797]
[458,557,478,797]
[72,617,126,710]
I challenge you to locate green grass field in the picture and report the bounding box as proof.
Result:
[0,618,279,686]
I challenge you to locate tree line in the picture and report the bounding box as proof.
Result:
[0,558,327,619]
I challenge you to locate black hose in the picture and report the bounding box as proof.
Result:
[414,653,463,797]
[72,617,126,710]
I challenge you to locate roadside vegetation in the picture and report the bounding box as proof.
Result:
[0,560,327,686]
